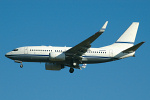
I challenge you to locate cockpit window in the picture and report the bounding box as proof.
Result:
[12,49,18,51]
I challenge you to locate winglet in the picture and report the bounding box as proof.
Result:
[99,21,108,32]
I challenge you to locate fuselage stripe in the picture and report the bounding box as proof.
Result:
[115,41,134,44]
[6,54,111,59]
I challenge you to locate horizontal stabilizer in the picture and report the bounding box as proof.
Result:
[82,64,87,68]
[122,41,145,53]
[80,64,87,70]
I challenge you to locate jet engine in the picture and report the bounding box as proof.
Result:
[49,52,65,61]
[45,63,64,70]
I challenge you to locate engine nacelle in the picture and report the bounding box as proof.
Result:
[49,52,65,61]
[45,63,63,70]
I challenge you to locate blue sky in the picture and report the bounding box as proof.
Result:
[0,0,149,100]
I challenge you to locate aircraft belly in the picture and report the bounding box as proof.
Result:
[10,54,113,63]
[82,56,112,63]
[28,56,49,62]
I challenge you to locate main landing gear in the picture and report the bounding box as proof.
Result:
[69,68,74,73]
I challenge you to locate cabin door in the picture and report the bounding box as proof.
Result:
[24,47,28,54]
[109,49,113,57]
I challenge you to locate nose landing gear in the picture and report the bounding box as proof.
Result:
[14,60,23,68]
[20,64,23,68]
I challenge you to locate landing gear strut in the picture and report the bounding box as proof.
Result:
[69,68,74,73]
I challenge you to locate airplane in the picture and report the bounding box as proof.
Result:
[5,21,145,73]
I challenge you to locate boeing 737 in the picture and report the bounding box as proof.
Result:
[5,21,145,73]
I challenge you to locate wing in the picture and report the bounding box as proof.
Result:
[65,21,108,63]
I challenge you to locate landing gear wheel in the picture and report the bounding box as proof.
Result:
[69,68,74,73]
[20,64,23,68]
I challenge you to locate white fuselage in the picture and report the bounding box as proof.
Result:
[5,43,135,64]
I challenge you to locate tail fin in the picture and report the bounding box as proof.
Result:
[115,22,139,44]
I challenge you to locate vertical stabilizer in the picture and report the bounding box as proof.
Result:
[116,22,139,44]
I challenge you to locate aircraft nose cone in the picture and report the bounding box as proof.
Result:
[5,53,8,57]
[5,52,14,60]
[5,52,11,58]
